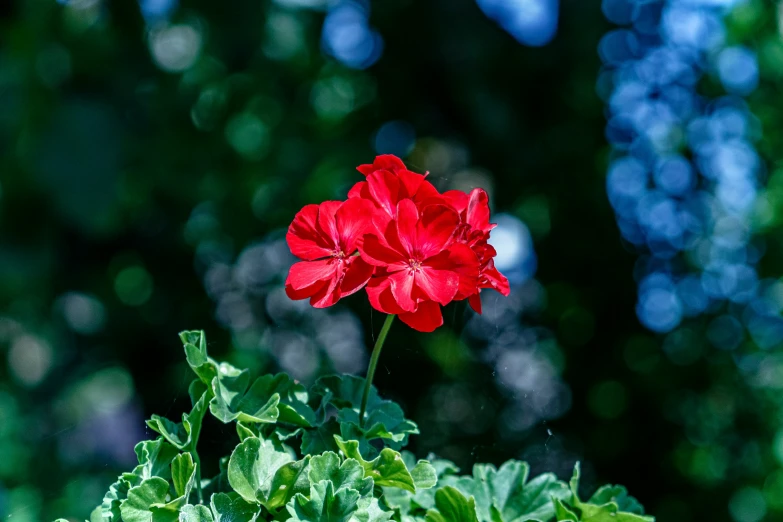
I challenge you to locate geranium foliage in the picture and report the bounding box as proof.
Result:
[57,331,653,522]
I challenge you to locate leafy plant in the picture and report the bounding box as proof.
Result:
[56,331,653,522]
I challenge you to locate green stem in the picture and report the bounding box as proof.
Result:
[359,314,395,427]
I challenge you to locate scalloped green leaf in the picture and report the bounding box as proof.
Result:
[171,453,197,500]
[210,492,260,522]
[147,389,209,451]
[180,505,214,522]
[456,460,569,522]
[120,478,175,522]
[252,373,315,427]
[181,330,219,386]
[567,463,654,522]
[334,437,416,492]
[209,367,281,424]
[309,452,373,496]
[227,436,308,508]
[425,487,479,522]
[353,497,394,522]
[286,480,361,522]
[553,498,578,522]
[588,485,645,515]
[133,439,179,481]
[302,419,341,456]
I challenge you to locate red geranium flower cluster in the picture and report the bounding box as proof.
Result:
[285,155,510,332]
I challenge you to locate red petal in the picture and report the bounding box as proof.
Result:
[397,169,426,198]
[315,201,342,246]
[286,259,339,291]
[367,170,401,217]
[415,266,458,306]
[399,300,443,332]
[482,262,511,296]
[310,276,341,308]
[366,277,405,315]
[417,204,459,259]
[285,279,327,301]
[340,257,374,297]
[468,293,483,314]
[359,234,404,267]
[389,270,416,312]
[442,243,480,300]
[287,204,333,260]
[395,199,419,256]
[372,154,407,172]
[466,188,492,233]
[336,198,376,253]
[348,181,368,198]
[442,190,469,213]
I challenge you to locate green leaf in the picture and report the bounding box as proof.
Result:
[425,487,479,522]
[102,476,133,521]
[352,497,394,522]
[588,486,645,515]
[181,330,218,386]
[180,505,214,522]
[133,439,179,480]
[410,461,437,490]
[286,480,361,522]
[209,367,281,425]
[171,453,197,500]
[335,437,416,492]
[578,503,654,522]
[89,506,104,522]
[251,373,316,427]
[567,463,655,522]
[147,388,209,451]
[227,436,309,508]
[309,452,373,496]
[313,375,418,449]
[457,460,569,522]
[120,478,175,522]
[553,498,578,522]
[210,493,260,522]
[301,419,341,456]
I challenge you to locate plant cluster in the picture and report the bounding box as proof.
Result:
[62,331,653,522]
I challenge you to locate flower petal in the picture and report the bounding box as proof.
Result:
[286,259,339,291]
[466,188,492,233]
[415,265,458,305]
[285,278,327,301]
[360,233,404,267]
[315,201,343,246]
[366,277,405,315]
[287,204,333,260]
[357,154,407,176]
[399,300,443,332]
[336,198,377,253]
[340,257,374,297]
[417,204,459,259]
[395,199,419,256]
[367,170,401,217]
[468,293,482,314]
[389,270,417,312]
[310,276,341,308]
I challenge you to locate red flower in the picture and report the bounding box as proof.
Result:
[348,155,441,219]
[283,154,510,332]
[285,198,376,308]
[443,188,511,313]
[359,199,479,332]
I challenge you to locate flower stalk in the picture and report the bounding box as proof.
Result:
[359,314,395,426]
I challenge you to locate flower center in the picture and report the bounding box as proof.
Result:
[332,250,346,260]
[408,259,423,272]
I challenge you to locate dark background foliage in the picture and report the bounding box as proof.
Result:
[0,1,780,521]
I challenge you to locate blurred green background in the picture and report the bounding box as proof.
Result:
[2,0,783,521]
